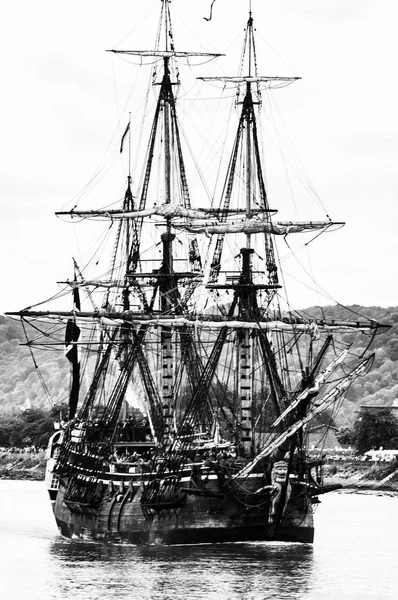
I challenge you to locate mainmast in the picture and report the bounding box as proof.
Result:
[199,9,300,456]
[245,9,253,249]
[239,12,259,456]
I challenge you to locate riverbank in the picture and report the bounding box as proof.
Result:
[0,451,46,480]
[323,460,398,495]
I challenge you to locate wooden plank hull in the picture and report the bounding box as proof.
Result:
[52,476,315,545]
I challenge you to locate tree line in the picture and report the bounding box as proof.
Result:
[0,405,68,449]
[1,403,397,455]
[336,409,398,454]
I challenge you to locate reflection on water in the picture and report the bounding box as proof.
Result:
[1,481,398,600]
[48,539,314,600]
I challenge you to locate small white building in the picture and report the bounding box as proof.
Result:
[364,449,398,462]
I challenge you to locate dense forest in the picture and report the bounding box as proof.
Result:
[1,305,398,426]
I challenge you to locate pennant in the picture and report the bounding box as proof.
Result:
[120,122,130,153]
[203,0,216,21]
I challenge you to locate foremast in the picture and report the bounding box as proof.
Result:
[107,0,221,443]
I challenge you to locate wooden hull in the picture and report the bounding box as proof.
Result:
[52,474,315,545]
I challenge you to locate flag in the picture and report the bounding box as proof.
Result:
[72,285,81,311]
[203,0,216,21]
[65,271,81,420]
[65,281,81,360]
[64,316,81,419]
[64,319,81,362]
[120,122,130,153]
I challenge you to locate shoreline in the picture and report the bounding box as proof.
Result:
[323,459,398,495]
[0,451,46,481]
[324,477,398,496]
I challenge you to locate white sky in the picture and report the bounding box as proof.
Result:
[1,0,397,314]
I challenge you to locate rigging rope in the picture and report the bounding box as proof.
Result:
[21,319,53,407]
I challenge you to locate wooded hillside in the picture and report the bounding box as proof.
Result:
[304,305,398,421]
[1,305,397,424]
[0,315,69,413]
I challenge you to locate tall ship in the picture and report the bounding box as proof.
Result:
[8,1,388,544]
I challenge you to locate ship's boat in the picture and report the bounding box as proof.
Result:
[7,0,389,544]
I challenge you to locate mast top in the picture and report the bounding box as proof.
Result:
[108,0,222,61]
[199,5,299,94]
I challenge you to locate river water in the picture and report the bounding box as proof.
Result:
[0,480,396,600]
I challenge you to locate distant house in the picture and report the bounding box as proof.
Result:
[364,449,398,462]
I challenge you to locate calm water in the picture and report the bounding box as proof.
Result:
[0,481,397,600]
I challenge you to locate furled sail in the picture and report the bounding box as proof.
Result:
[235,354,375,479]
[8,311,387,335]
[173,218,344,236]
[56,206,343,237]
[56,205,270,221]
[271,349,349,428]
